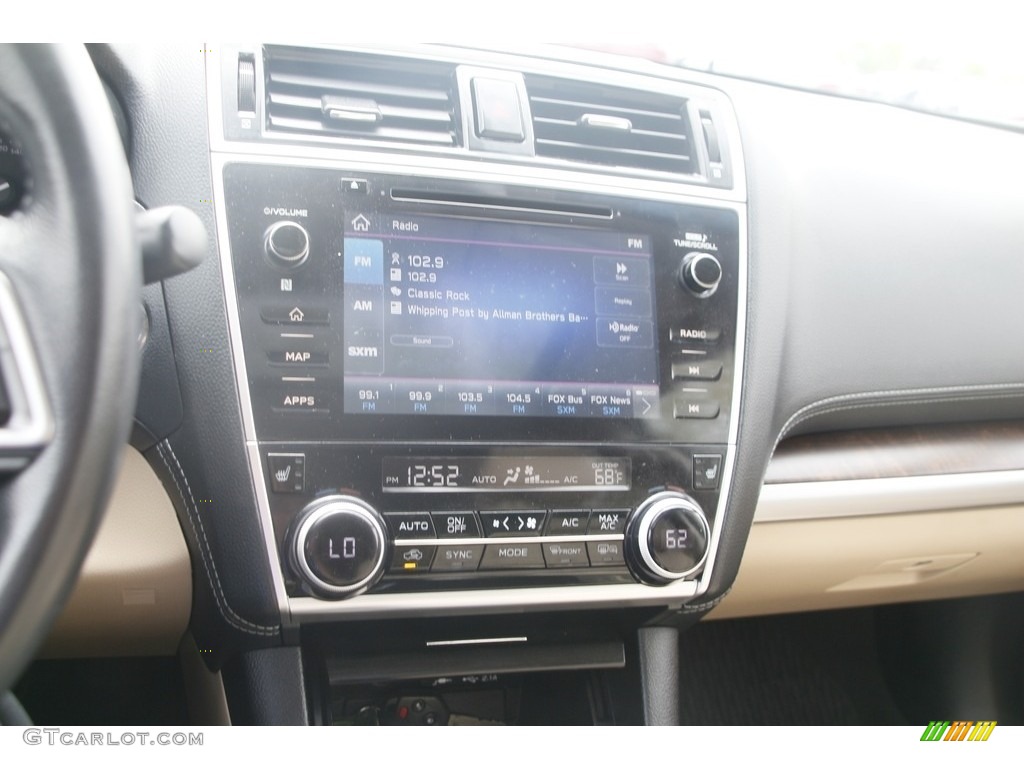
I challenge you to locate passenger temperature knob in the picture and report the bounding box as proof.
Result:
[290,495,388,599]
[625,491,710,585]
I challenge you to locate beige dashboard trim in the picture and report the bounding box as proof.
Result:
[39,447,192,658]
[711,471,1024,619]
[754,469,1024,522]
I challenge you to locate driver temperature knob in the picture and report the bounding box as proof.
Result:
[290,495,388,599]
[625,491,710,585]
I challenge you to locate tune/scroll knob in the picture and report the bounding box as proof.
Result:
[679,252,722,297]
[625,490,710,585]
[290,495,388,599]
[264,220,310,269]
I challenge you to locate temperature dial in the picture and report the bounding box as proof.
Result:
[290,495,388,599]
[625,490,710,585]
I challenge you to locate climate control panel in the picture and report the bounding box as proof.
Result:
[268,444,722,600]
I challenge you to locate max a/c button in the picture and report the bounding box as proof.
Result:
[674,399,720,419]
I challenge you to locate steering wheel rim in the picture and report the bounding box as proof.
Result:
[0,44,140,691]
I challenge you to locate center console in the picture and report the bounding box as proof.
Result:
[210,45,746,629]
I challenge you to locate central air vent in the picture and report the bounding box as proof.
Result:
[525,75,696,175]
[264,47,460,147]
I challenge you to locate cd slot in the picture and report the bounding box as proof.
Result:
[389,189,614,219]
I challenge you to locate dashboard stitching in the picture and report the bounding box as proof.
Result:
[776,384,1024,447]
[156,441,279,636]
[677,586,732,614]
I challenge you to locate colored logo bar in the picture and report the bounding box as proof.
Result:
[920,721,996,741]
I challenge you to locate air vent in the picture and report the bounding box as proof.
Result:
[264,47,460,147]
[525,75,696,175]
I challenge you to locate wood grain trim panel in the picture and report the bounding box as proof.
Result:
[765,421,1024,484]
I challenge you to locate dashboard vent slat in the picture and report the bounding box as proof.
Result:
[264,46,460,147]
[525,75,696,175]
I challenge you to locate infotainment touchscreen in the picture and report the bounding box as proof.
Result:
[342,214,661,419]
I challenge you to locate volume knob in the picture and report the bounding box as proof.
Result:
[625,491,710,585]
[264,220,310,269]
[290,495,388,599]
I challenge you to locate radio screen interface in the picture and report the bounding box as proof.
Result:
[343,214,660,419]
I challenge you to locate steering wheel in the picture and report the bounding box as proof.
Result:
[0,45,140,691]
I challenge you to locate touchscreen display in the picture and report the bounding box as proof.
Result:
[342,214,660,418]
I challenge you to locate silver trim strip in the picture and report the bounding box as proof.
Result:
[755,470,1024,523]
[425,637,528,647]
[289,580,699,622]
[0,271,55,452]
[208,45,747,625]
[394,534,623,547]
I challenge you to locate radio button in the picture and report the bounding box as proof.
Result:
[545,510,590,535]
[587,510,627,535]
[673,398,720,420]
[542,541,589,568]
[386,512,437,540]
[430,512,480,539]
[587,540,626,566]
[431,544,484,572]
[671,361,722,381]
[480,511,546,537]
[480,543,544,570]
[493,384,543,417]
[670,326,721,344]
[389,545,436,574]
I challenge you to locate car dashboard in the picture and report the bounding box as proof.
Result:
[22,42,1024,727]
